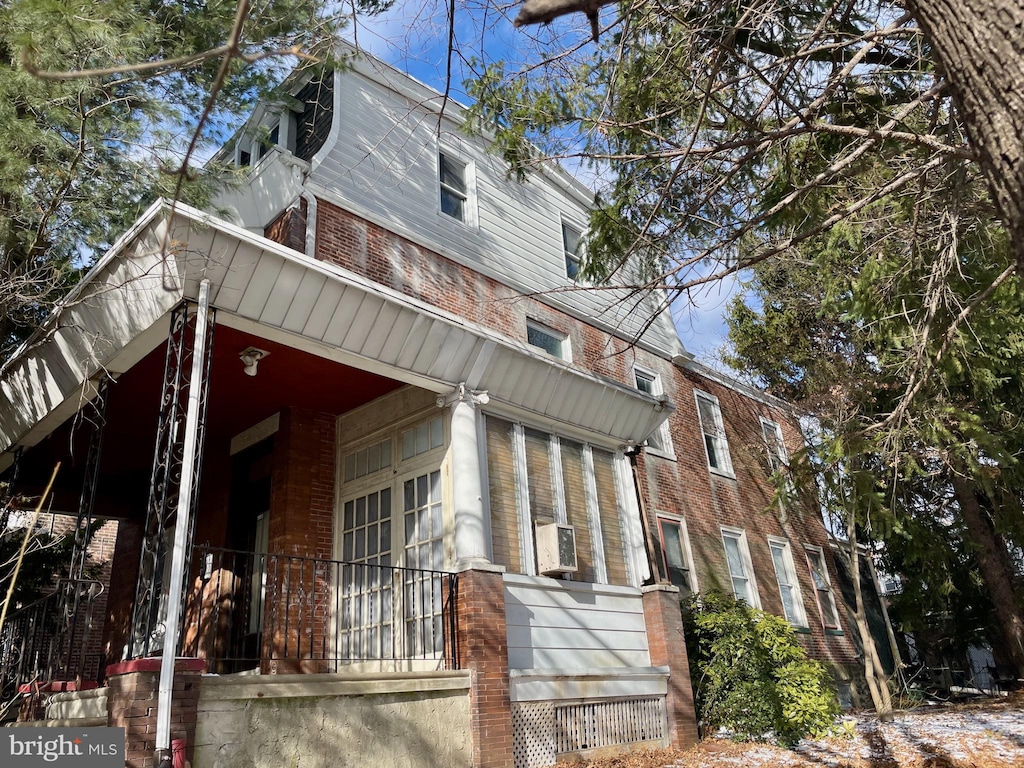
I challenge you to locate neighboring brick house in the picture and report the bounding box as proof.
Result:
[0,47,856,768]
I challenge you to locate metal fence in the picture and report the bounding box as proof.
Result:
[183,545,458,673]
[0,579,105,700]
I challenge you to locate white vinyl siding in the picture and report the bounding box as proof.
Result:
[308,64,683,357]
[768,537,806,626]
[805,545,841,630]
[503,575,651,670]
[696,391,733,476]
[721,527,760,608]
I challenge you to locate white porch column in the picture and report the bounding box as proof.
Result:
[439,383,491,569]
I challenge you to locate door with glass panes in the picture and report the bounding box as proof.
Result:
[335,415,447,665]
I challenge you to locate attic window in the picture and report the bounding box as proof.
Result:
[439,153,468,221]
[527,321,569,360]
[562,222,583,280]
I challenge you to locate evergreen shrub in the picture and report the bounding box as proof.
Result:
[683,591,840,746]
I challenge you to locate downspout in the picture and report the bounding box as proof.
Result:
[155,279,211,768]
[626,447,663,585]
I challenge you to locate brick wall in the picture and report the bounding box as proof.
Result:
[313,198,857,676]
[264,199,308,253]
[454,569,514,768]
[642,585,699,748]
[105,658,204,768]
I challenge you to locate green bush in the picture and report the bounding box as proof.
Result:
[683,591,840,746]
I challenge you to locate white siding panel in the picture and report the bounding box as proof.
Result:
[393,314,432,369]
[303,280,345,339]
[377,308,419,365]
[358,301,401,359]
[508,648,651,670]
[259,260,307,326]
[203,238,242,307]
[339,295,385,353]
[236,253,284,319]
[321,288,364,346]
[215,244,265,313]
[503,577,651,672]
[281,271,327,333]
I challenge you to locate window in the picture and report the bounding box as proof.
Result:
[761,419,789,472]
[527,321,570,360]
[484,416,634,585]
[658,516,696,593]
[768,538,805,626]
[439,152,468,221]
[721,528,759,607]
[634,368,672,455]
[562,222,583,280]
[805,545,841,629]
[695,391,733,475]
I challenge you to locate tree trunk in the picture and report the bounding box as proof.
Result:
[845,513,894,721]
[903,0,1024,261]
[951,475,1024,678]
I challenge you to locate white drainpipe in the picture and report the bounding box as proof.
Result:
[155,278,211,768]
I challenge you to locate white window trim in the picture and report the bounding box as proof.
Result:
[526,319,572,362]
[767,536,807,627]
[633,365,675,460]
[804,544,842,630]
[437,149,477,227]
[721,526,761,608]
[695,390,734,478]
[760,417,790,470]
[657,513,698,592]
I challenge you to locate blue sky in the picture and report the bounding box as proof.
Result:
[344,3,738,362]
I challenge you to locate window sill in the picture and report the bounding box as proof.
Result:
[825,628,845,637]
[708,466,736,480]
[644,447,677,462]
[793,626,812,634]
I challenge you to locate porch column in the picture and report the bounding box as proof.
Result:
[439,383,491,569]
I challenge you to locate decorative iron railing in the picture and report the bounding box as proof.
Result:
[0,579,106,701]
[181,545,459,673]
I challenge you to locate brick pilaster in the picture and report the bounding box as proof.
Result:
[105,658,205,768]
[642,585,699,748]
[456,568,513,768]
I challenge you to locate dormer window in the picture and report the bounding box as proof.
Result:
[439,153,468,221]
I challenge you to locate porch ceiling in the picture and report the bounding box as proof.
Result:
[0,200,670,469]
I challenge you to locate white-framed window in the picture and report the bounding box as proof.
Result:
[658,515,697,593]
[695,391,733,476]
[483,415,641,586]
[439,152,469,222]
[768,537,806,626]
[721,527,760,608]
[805,545,841,630]
[634,367,673,457]
[335,413,451,660]
[527,320,571,361]
[562,221,583,281]
[761,418,789,473]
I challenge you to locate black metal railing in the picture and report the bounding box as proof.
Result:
[182,545,458,673]
[0,579,105,701]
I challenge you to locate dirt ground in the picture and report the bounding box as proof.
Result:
[558,696,1024,768]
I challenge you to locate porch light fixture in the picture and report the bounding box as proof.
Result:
[239,347,269,377]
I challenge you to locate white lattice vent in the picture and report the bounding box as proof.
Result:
[555,697,666,754]
[512,701,556,768]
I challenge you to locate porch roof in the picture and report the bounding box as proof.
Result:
[0,200,671,467]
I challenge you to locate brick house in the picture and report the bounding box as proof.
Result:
[0,48,856,768]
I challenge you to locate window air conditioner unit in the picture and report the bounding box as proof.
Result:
[536,523,578,575]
